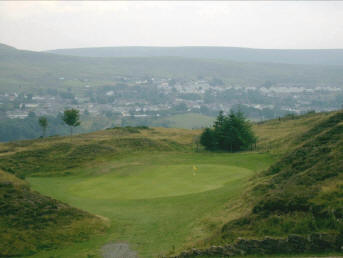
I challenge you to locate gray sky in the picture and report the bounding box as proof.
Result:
[0,1,342,51]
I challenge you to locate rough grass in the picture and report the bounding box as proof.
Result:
[252,111,331,155]
[214,111,343,252]
[0,169,107,257]
[0,127,198,178]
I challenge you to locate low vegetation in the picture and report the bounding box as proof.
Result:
[184,111,343,256]
[252,111,332,155]
[0,127,195,178]
[0,169,106,257]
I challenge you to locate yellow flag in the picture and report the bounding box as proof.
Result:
[193,165,198,171]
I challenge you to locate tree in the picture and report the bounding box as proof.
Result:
[200,110,256,152]
[38,116,48,138]
[200,128,217,151]
[62,109,80,137]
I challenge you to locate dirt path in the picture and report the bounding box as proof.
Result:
[101,243,138,258]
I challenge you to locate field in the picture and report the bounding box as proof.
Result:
[27,151,274,257]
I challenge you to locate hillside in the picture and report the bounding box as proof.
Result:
[178,111,343,256]
[253,111,333,155]
[0,127,196,178]
[0,168,106,257]
[47,46,343,66]
[2,43,343,93]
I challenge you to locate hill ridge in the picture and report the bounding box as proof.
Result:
[46,46,343,66]
[2,42,343,94]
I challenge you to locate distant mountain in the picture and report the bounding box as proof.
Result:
[1,43,343,93]
[47,46,343,66]
[0,43,17,51]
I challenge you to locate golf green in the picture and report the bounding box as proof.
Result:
[27,152,274,257]
[69,164,252,200]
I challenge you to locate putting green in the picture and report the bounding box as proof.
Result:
[69,164,251,200]
[27,152,274,257]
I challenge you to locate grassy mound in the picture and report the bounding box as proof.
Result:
[253,111,332,155]
[201,111,343,255]
[0,169,107,257]
[0,127,196,178]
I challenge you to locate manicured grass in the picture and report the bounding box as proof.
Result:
[69,164,252,200]
[27,152,274,257]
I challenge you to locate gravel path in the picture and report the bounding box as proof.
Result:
[101,243,138,258]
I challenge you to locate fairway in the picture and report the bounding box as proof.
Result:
[27,152,274,257]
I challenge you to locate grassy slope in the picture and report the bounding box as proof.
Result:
[252,112,332,155]
[0,169,106,257]
[0,127,198,256]
[185,111,343,255]
[0,127,197,178]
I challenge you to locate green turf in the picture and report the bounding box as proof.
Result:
[69,164,252,200]
[27,152,274,257]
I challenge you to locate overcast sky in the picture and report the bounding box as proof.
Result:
[0,1,342,51]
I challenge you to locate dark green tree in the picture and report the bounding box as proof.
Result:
[38,116,48,138]
[62,109,81,137]
[200,128,217,151]
[213,111,227,150]
[200,110,256,152]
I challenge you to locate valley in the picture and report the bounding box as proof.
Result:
[1,43,343,142]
